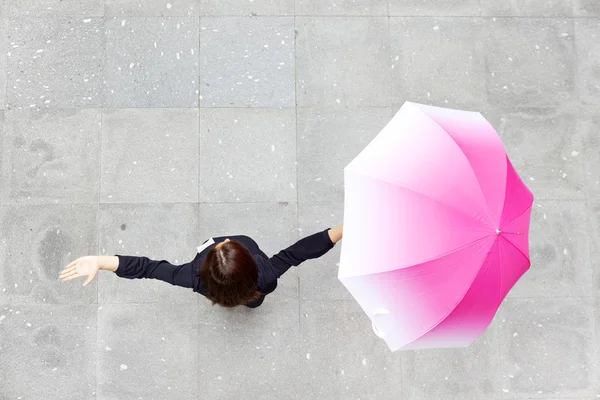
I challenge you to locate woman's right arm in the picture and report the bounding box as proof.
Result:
[60,255,196,289]
[99,256,119,272]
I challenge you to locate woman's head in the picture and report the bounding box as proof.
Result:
[199,239,260,308]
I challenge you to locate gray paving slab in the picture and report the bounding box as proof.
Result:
[100,108,199,203]
[4,0,104,17]
[299,299,403,399]
[0,109,101,204]
[480,0,574,16]
[199,108,297,202]
[590,200,600,296]
[196,295,300,399]
[508,200,593,298]
[390,17,486,110]
[103,17,199,107]
[199,0,294,15]
[579,106,600,198]
[401,321,500,399]
[105,0,200,16]
[295,0,388,16]
[0,304,97,400]
[199,17,295,107]
[97,303,199,400]
[0,111,4,171]
[297,107,391,203]
[498,298,600,398]
[6,17,103,109]
[98,203,199,304]
[0,15,6,109]
[0,204,98,305]
[483,18,575,108]
[481,104,585,200]
[295,16,391,107]
[576,0,600,15]
[389,0,481,16]
[575,18,600,107]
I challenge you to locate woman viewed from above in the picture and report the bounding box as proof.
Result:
[59,225,343,308]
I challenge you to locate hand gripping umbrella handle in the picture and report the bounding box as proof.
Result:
[371,308,389,339]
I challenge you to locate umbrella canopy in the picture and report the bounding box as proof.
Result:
[339,101,534,351]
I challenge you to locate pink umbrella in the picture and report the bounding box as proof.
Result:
[339,101,534,351]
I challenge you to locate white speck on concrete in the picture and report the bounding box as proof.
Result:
[306,353,311,360]
[166,2,172,8]
[120,364,128,370]
[433,26,439,30]
[571,150,579,157]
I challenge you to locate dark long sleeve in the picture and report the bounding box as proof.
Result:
[114,255,196,289]
[267,228,335,278]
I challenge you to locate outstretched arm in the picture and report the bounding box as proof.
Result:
[268,225,343,279]
[113,255,195,288]
[59,255,196,289]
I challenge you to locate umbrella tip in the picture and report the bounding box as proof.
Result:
[496,229,501,235]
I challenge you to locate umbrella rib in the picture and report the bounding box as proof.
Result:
[348,234,493,279]
[421,109,499,226]
[401,240,498,348]
[502,203,534,231]
[346,166,495,230]
[498,234,530,266]
[497,239,503,310]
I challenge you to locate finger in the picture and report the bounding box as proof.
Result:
[61,274,81,282]
[82,274,95,287]
[59,270,78,279]
[58,265,76,277]
[63,258,79,270]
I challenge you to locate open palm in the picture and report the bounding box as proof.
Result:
[59,256,100,287]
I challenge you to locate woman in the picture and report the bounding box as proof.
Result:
[59,225,343,308]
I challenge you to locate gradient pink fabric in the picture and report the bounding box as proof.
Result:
[339,102,534,351]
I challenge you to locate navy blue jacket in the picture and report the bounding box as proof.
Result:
[114,228,335,307]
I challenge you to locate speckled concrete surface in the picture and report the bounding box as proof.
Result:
[0,1,599,399]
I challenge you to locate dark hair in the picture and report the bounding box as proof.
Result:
[199,240,261,307]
